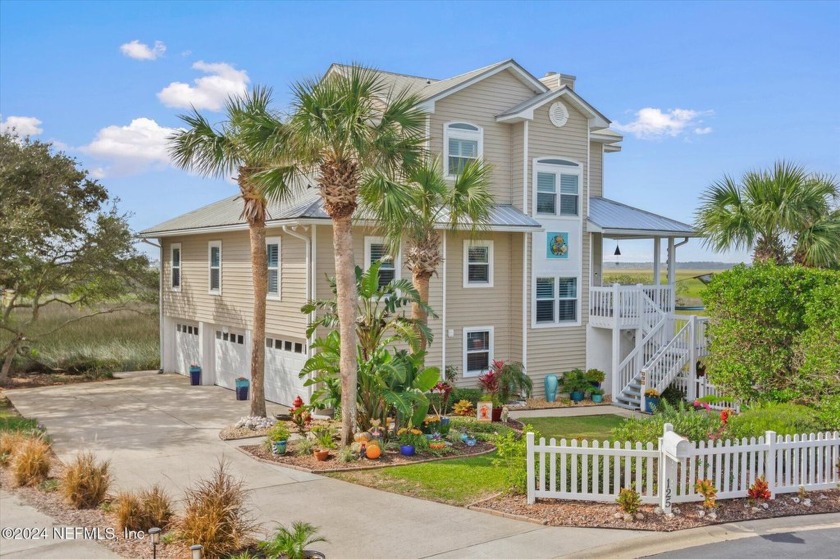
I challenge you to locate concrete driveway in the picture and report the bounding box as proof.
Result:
[4,373,639,558]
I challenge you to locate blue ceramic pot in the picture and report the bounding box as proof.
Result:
[591,394,603,403]
[460,433,470,442]
[189,366,201,386]
[235,378,250,400]
[400,444,416,456]
[272,440,287,455]
[544,374,559,403]
[570,390,584,402]
[465,437,477,447]
[645,397,660,414]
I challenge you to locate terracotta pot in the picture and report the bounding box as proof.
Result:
[313,449,330,461]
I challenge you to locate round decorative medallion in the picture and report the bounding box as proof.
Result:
[549,102,569,128]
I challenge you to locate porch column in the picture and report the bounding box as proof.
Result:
[667,238,676,285]
[653,237,661,285]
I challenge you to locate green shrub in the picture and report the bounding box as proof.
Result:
[616,487,641,514]
[815,396,840,431]
[725,402,820,439]
[703,264,840,402]
[492,425,539,495]
[611,401,723,443]
[450,388,482,406]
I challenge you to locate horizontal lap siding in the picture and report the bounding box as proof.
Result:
[162,230,308,339]
[526,101,591,395]
[430,70,536,205]
[590,142,603,198]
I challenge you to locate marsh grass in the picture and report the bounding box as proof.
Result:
[62,451,111,508]
[1,303,159,376]
[12,437,51,487]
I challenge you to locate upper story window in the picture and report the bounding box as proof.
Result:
[463,240,494,288]
[266,237,280,299]
[208,240,222,295]
[535,158,581,217]
[170,243,181,291]
[364,236,400,289]
[535,276,578,326]
[444,122,483,177]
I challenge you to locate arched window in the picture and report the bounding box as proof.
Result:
[444,122,483,177]
[534,157,581,216]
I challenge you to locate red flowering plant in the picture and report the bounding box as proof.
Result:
[430,381,453,417]
[478,369,501,406]
[747,476,771,503]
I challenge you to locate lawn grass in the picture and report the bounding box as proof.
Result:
[329,452,507,506]
[0,302,159,377]
[331,414,628,506]
[0,394,37,433]
[524,414,626,442]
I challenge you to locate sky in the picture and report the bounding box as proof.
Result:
[2,0,839,264]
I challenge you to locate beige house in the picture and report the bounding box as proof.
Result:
[140,59,710,410]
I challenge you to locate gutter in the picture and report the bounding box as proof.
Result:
[140,239,164,374]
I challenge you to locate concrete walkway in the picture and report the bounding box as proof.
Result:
[4,373,638,558]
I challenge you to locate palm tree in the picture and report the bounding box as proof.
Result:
[169,86,298,418]
[257,65,426,444]
[363,158,494,351]
[696,161,840,267]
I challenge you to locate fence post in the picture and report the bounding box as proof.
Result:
[659,423,675,514]
[687,315,697,403]
[765,430,776,499]
[526,432,535,505]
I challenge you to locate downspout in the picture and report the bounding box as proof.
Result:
[141,238,163,373]
[441,231,447,375]
[282,225,313,400]
[521,121,529,369]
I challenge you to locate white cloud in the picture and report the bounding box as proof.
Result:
[157,61,249,111]
[614,108,713,140]
[81,117,176,177]
[120,40,166,60]
[0,115,43,136]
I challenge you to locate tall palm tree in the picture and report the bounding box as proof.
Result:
[257,65,426,444]
[695,161,840,267]
[169,86,297,418]
[363,158,494,352]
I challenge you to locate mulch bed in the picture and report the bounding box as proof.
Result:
[219,426,272,440]
[0,460,182,559]
[241,440,497,473]
[471,490,840,531]
[511,396,614,411]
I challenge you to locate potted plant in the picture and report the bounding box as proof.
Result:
[590,387,604,404]
[644,389,660,413]
[189,364,201,386]
[429,381,453,434]
[267,423,291,455]
[258,521,327,559]
[494,360,533,404]
[235,377,250,400]
[585,368,605,389]
[397,423,425,456]
[562,368,589,402]
[478,369,503,421]
[312,426,335,461]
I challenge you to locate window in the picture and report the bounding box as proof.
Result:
[266,237,280,298]
[170,243,181,291]
[266,337,306,355]
[463,240,493,288]
[444,122,482,177]
[534,158,580,217]
[535,276,578,325]
[463,327,493,377]
[364,237,399,289]
[208,241,221,294]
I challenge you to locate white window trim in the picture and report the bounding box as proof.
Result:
[266,236,281,300]
[532,157,583,218]
[463,326,494,378]
[463,240,494,288]
[444,121,484,179]
[531,274,582,328]
[208,240,222,295]
[170,243,181,292]
[364,236,401,282]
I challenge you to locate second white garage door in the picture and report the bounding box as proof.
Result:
[214,328,247,390]
[265,335,308,406]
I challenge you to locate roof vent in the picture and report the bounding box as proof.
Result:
[549,102,569,128]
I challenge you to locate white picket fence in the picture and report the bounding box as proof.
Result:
[526,429,840,506]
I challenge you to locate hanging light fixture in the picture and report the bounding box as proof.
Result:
[614,244,621,256]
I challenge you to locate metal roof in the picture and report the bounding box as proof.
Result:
[587,197,699,238]
[139,192,541,237]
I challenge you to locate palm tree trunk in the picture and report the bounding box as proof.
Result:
[332,215,358,445]
[412,272,432,353]
[248,219,268,418]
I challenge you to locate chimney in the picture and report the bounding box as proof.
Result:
[539,71,576,91]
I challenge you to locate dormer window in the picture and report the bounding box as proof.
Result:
[534,158,581,217]
[444,122,483,177]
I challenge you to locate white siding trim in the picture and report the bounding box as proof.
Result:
[265,236,281,300]
[441,231,447,374]
[170,242,181,292]
[463,239,494,288]
[463,326,494,378]
[208,240,222,295]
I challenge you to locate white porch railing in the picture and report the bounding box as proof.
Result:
[590,283,675,328]
[526,427,840,507]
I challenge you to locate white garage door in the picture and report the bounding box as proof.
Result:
[174,322,200,375]
[265,335,308,406]
[214,328,248,390]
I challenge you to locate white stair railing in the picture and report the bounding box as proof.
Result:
[641,316,694,397]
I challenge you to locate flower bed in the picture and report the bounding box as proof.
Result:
[471,490,840,531]
[511,396,613,411]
